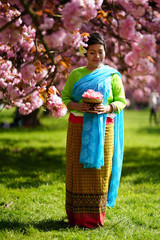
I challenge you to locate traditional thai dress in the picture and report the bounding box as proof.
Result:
[62,64,126,228]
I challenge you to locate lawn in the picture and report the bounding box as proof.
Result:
[0,108,160,240]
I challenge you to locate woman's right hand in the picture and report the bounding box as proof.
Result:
[67,101,91,113]
[78,102,92,112]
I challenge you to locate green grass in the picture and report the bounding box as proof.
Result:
[0,108,160,240]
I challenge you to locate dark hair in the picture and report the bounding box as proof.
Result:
[85,32,106,51]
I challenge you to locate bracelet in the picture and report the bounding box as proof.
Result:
[110,103,118,113]
[109,104,113,113]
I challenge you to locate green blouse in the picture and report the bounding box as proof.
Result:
[62,66,126,114]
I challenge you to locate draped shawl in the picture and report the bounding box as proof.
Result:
[72,64,124,207]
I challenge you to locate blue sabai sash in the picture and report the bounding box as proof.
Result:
[72,64,124,207]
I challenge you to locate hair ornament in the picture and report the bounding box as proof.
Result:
[79,44,87,56]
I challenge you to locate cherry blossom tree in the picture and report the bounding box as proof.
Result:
[95,0,160,105]
[0,0,159,118]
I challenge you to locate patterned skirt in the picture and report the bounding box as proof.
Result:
[65,113,114,228]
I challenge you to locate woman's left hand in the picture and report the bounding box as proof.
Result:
[92,104,112,114]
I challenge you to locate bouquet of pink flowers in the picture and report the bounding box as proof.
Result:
[82,89,103,103]
[82,89,103,111]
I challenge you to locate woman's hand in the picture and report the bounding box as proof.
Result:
[67,101,113,114]
[77,102,92,112]
[92,104,112,114]
[67,101,91,113]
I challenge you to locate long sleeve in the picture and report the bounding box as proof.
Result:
[62,71,75,107]
[108,74,126,113]
[62,67,91,110]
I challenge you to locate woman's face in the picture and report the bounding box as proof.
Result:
[86,44,105,70]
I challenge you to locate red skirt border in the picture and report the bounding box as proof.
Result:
[66,210,105,228]
[69,113,114,124]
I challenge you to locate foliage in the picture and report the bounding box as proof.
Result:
[0,0,160,115]
[0,108,160,239]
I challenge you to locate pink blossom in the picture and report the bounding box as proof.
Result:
[144,87,151,95]
[14,98,23,108]
[132,0,148,5]
[21,64,35,82]
[82,0,103,20]
[52,105,67,118]
[19,91,43,115]
[0,78,7,88]
[72,32,83,48]
[19,35,35,52]
[124,50,140,66]
[82,89,103,99]
[83,1,97,21]
[126,98,131,107]
[119,0,147,18]
[0,91,4,99]
[34,68,48,82]
[62,1,82,32]
[128,59,155,76]
[6,105,12,109]
[95,0,103,8]
[124,52,134,66]
[154,0,160,7]
[133,88,144,102]
[138,34,156,58]
[21,14,32,25]
[7,84,21,99]
[40,15,54,31]
[0,59,12,71]
[44,28,66,49]
[46,94,62,111]
[119,15,136,40]
[49,86,57,95]
[9,29,20,45]
[64,32,74,46]
[131,6,145,18]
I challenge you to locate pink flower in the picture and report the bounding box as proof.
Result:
[154,0,160,7]
[131,6,145,18]
[124,52,135,66]
[95,0,103,8]
[34,68,48,82]
[119,15,136,40]
[132,0,148,5]
[44,28,66,49]
[138,34,156,58]
[119,0,148,17]
[126,98,131,107]
[9,29,20,45]
[46,94,62,111]
[82,89,103,99]
[21,64,35,82]
[7,83,21,99]
[21,14,32,25]
[128,58,155,76]
[52,104,67,118]
[62,1,82,32]
[83,1,97,21]
[132,88,148,103]
[39,15,54,31]
[0,90,4,99]
[72,32,83,48]
[48,86,57,95]
[19,91,43,115]
[0,59,12,70]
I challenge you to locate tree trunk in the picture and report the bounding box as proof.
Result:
[21,109,41,127]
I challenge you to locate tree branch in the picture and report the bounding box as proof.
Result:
[0,11,26,32]
[20,0,56,66]
[20,0,58,87]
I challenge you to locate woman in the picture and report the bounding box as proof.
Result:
[62,33,126,228]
